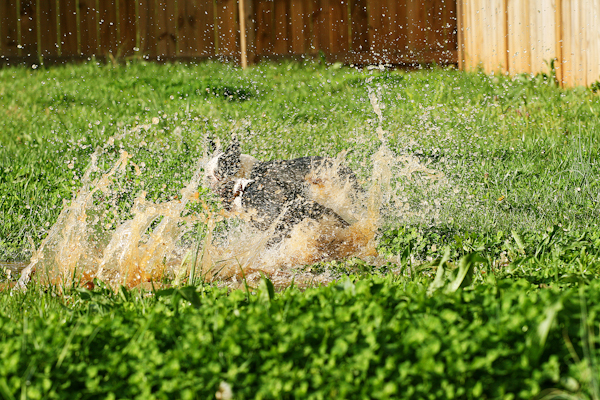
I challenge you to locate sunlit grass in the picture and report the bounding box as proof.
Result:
[2,60,600,399]
[2,60,600,261]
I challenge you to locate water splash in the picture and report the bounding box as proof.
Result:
[16,87,446,291]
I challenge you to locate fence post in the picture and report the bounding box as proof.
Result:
[239,0,247,67]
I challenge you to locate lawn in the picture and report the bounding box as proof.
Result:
[1,60,600,399]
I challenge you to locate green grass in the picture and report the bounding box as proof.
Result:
[2,60,600,399]
[1,60,599,260]
[1,274,600,399]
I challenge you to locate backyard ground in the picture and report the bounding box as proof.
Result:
[1,60,600,399]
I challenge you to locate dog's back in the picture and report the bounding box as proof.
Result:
[208,140,362,242]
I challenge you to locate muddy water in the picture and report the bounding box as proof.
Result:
[1,262,27,275]
[15,92,445,291]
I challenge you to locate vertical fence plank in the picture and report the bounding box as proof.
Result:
[470,0,484,69]
[2,0,19,56]
[290,0,309,54]
[0,0,3,55]
[406,0,427,54]
[196,0,216,56]
[243,0,255,61]
[215,0,238,56]
[350,0,369,53]
[178,0,197,55]
[426,0,439,52]
[2,0,465,67]
[463,0,476,69]
[20,0,37,57]
[327,0,348,55]
[119,0,137,57]
[560,0,572,85]
[366,0,381,53]
[447,0,458,51]
[139,0,158,58]
[273,0,290,54]
[98,0,117,55]
[238,0,255,63]
[312,0,330,54]
[576,0,585,85]
[254,0,273,56]
[430,0,444,52]
[58,0,77,55]
[156,0,177,57]
[433,0,457,60]
[491,0,507,72]
[507,0,530,74]
[585,0,600,86]
[37,0,58,56]
[562,0,582,86]
[554,0,563,84]
[528,0,556,75]
[79,0,98,56]
[456,0,466,70]
[572,0,585,86]
[388,0,406,57]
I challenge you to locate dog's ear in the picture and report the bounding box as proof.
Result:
[224,139,241,159]
[207,137,216,154]
[207,135,221,155]
[216,140,242,180]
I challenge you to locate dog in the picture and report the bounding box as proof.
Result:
[205,139,362,240]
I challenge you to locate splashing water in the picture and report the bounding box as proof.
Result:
[16,89,445,291]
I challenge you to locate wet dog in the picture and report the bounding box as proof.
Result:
[205,140,361,240]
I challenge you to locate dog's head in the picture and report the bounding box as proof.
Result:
[205,140,242,189]
[217,178,253,212]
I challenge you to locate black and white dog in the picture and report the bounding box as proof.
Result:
[205,139,361,240]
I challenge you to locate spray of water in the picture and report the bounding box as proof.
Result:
[16,85,445,291]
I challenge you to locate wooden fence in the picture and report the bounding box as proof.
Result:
[0,0,458,66]
[458,0,600,87]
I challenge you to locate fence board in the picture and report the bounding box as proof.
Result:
[216,0,238,56]
[178,0,196,55]
[445,0,458,51]
[461,0,506,72]
[1,0,460,67]
[254,0,272,55]
[79,0,98,55]
[2,0,19,56]
[36,0,58,56]
[119,0,137,57]
[196,0,217,56]
[0,0,2,54]
[589,0,600,86]
[458,0,473,69]
[507,0,529,73]
[327,0,348,55]
[311,0,328,53]
[429,0,444,51]
[350,0,369,53]
[528,0,556,75]
[273,0,290,54]
[156,0,177,57]
[407,0,428,53]
[98,0,117,54]
[366,0,382,53]
[139,0,157,57]
[290,0,310,54]
[461,0,599,86]
[58,0,77,55]
[19,0,37,56]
